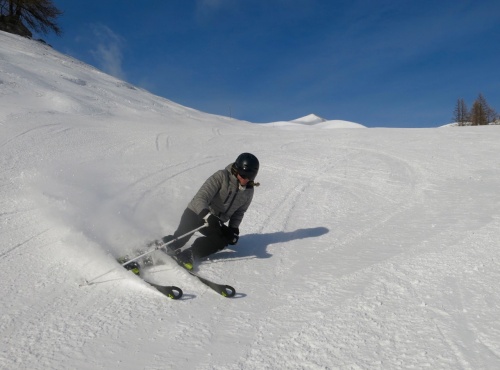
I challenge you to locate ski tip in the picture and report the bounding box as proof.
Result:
[220,285,236,298]
[167,286,183,300]
[153,284,183,300]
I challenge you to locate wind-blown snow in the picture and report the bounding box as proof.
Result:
[1,30,500,369]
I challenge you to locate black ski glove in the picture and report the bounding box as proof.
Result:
[198,209,220,228]
[222,226,239,245]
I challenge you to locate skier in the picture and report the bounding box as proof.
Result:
[162,153,260,270]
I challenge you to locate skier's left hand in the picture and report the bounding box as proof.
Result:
[223,226,239,245]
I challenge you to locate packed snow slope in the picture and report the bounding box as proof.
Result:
[1,31,500,369]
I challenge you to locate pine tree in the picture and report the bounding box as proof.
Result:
[470,100,485,126]
[470,93,497,126]
[0,0,62,37]
[452,98,469,126]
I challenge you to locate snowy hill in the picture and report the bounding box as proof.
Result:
[291,114,328,125]
[2,30,500,369]
[290,113,365,129]
[259,113,366,129]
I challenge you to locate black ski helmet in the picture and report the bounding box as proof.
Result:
[233,153,259,181]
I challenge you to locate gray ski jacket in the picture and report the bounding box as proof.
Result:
[187,164,254,229]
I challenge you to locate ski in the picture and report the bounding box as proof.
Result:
[188,269,236,298]
[142,279,183,300]
[117,245,236,298]
[121,259,183,300]
[168,253,236,298]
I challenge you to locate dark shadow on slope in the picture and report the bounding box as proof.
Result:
[208,226,329,262]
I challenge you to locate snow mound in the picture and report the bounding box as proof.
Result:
[260,114,366,129]
[291,114,328,125]
[316,120,366,129]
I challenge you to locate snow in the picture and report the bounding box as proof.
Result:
[2,30,500,369]
[291,114,328,125]
[260,113,366,129]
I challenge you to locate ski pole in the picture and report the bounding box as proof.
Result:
[83,222,208,286]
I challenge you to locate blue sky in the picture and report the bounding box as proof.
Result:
[43,0,500,127]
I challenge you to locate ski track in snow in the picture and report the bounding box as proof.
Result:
[1,31,500,369]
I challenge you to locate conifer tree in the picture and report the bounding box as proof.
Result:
[0,0,62,37]
[470,93,497,126]
[452,98,469,126]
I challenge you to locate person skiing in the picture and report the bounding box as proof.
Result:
[162,152,260,270]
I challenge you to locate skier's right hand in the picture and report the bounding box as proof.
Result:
[199,209,220,228]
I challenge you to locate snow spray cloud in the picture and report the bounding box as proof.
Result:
[90,24,126,80]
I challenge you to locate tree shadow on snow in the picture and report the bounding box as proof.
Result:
[208,226,329,263]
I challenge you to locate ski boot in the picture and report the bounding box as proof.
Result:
[123,260,140,275]
[173,249,194,271]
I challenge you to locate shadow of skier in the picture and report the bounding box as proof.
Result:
[208,226,329,261]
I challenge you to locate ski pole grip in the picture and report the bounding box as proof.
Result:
[202,212,211,226]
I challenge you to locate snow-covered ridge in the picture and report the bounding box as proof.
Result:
[0,30,232,123]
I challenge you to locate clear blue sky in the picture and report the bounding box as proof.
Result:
[43,0,500,127]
